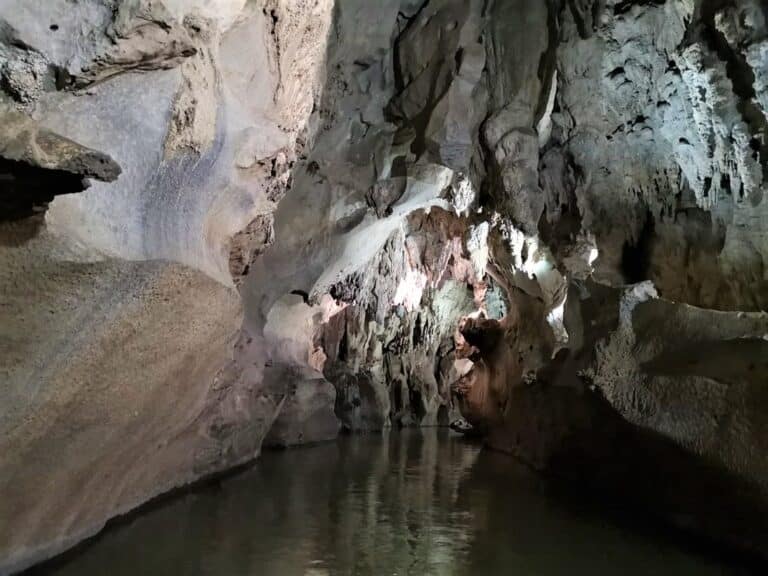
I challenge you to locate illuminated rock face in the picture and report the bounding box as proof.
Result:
[1,0,768,571]
[0,1,333,572]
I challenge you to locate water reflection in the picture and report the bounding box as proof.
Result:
[36,431,732,576]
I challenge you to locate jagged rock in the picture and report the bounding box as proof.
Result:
[544,0,768,309]
[317,209,483,430]
[0,0,195,91]
[0,105,120,224]
[74,0,197,87]
[163,14,219,157]
[0,34,50,107]
[228,213,274,287]
[454,276,768,556]
[0,105,120,181]
[247,1,768,561]
[583,283,768,497]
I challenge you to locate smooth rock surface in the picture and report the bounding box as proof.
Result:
[0,1,332,572]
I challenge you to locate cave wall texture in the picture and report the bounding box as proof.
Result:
[1,0,767,573]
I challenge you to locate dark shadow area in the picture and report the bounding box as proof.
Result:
[0,158,90,223]
[620,211,654,283]
[642,338,768,384]
[0,157,98,246]
[488,380,768,573]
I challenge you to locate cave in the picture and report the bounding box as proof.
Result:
[1,1,768,574]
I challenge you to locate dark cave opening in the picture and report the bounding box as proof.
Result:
[620,214,655,284]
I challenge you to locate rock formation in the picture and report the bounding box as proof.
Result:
[0,1,332,572]
[1,0,767,572]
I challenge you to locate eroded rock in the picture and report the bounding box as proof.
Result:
[0,1,333,572]
[0,105,120,228]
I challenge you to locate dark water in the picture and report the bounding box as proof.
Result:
[37,431,738,576]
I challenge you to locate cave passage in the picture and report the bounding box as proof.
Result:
[3,0,768,573]
[29,432,731,576]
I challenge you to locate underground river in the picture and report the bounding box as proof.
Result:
[25,431,748,576]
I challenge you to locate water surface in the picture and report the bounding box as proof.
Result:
[36,431,738,575]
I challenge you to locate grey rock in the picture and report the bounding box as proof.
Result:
[0,104,120,180]
[263,367,340,448]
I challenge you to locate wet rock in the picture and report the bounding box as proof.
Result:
[449,417,479,437]
[263,367,340,448]
[473,277,768,558]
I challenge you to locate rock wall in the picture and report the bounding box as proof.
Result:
[0,1,332,573]
[225,2,768,558]
[443,0,768,558]
[547,0,768,310]
[246,0,768,559]
[240,0,488,434]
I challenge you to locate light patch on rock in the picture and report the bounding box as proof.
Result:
[447,172,476,216]
[546,293,568,350]
[393,268,428,311]
[454,358,474,378]
[264,293,319,368]
[467,222,489,282]
[537,70,557,148]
